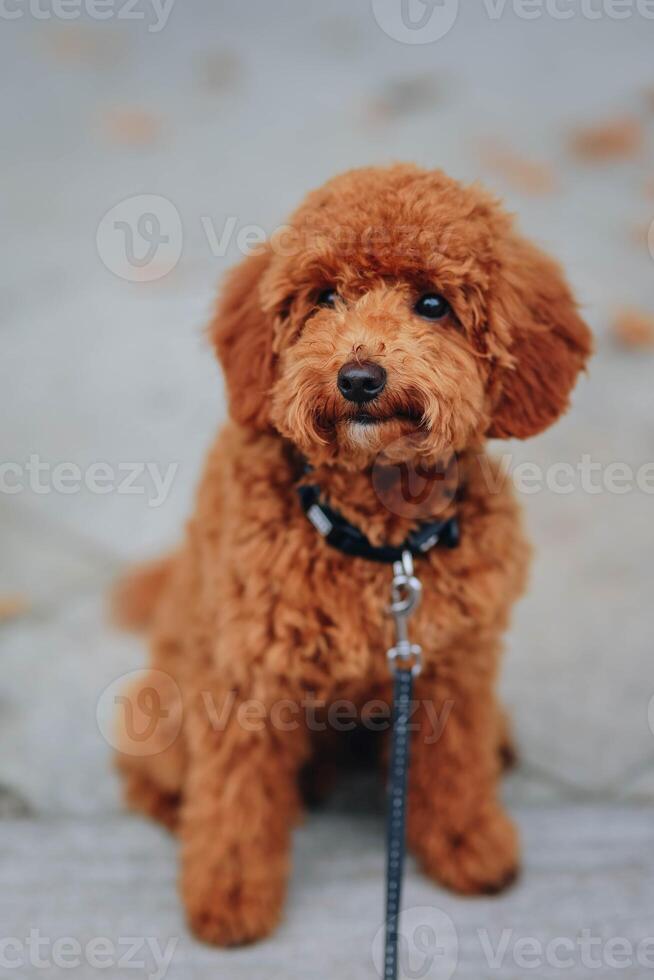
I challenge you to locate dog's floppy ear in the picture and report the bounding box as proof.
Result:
[209,246,275,431]
[487,234,592,440]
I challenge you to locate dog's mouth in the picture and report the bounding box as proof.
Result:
[345,408,424,427]
[307,400,428,453]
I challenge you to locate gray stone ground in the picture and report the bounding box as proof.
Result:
[1,2,653,977]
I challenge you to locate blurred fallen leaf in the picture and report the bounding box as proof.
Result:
[366,74,442,122]
[0,596,28,623]
[644,177,654,199]
[44,24,126,66]
[197,49,242,91]
[570,116,643,162]
[103,108,161,147]
[478,140,556,195]
[0,786,33,818]
[611,308,654,350]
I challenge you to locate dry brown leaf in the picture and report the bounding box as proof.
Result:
[570,117,644,162]
[366,74,442,123]
[0,595,28,623]
[478,140,556,195]
[103,108,161,147]
[197,49,242,91]
[611,308,654,350]
[45,25,125,66]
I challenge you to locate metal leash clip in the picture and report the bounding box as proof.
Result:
[387,550,423,676]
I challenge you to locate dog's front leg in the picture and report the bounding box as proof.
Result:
[406,674,519,895]
[179,685,308,946]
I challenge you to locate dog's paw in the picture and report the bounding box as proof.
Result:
[182,860,286,946]
[414,804,520,896]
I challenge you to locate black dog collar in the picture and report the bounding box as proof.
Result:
[297,482,460,564]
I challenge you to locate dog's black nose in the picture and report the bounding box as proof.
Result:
[337,361,387,403]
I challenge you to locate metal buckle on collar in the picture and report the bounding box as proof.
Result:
[387,550,423,676]
[305,502,333,537]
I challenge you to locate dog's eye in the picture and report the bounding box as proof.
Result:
[414,293,450,321]
[317,288,338,308]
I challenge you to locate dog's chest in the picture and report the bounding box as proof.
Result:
[212,437,528,693]
[250,514,474,691]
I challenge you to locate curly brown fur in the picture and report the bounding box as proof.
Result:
[115,164,591,945]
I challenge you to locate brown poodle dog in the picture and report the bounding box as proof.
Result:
[115,164,592,946]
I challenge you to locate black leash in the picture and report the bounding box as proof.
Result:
[296,482,458,980]
[384,666,414,980]
[384,552,423,980]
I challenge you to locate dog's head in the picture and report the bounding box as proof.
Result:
[211,165,591,469]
